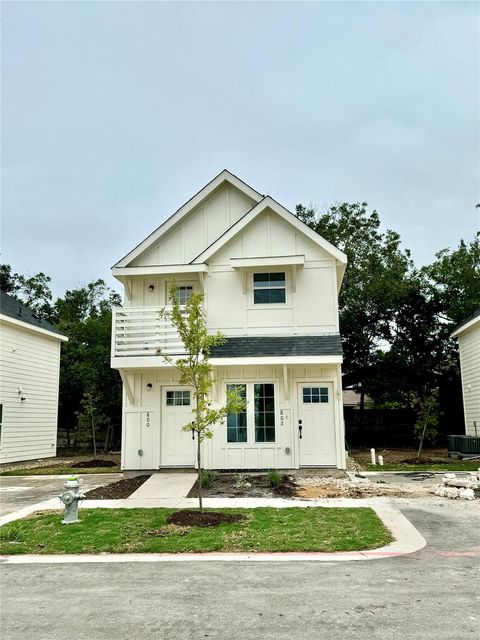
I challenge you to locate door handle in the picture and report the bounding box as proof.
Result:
[298,420,303,439]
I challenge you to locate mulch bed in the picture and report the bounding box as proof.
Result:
[74,459,118,468]
[84,475,151,499]
[187,473,297,498]
[167,510,247,528]
[400,457,454,465]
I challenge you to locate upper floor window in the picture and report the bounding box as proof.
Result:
[253,272,286,304]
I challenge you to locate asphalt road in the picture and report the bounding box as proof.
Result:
[1,500,479,640]
[0,474,122,516]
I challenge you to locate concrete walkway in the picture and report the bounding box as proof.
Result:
[127,472,197,501]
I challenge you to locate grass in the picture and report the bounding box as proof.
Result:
[0,466,121,476]
[0,507,392,555]
[366,460,479,472]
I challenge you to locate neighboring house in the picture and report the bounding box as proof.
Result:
[0,290,67,463]
[111,170,348,471]
[342,388,373,408]
[451,310,480,437]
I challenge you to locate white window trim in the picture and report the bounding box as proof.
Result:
[224,381,277,445]
[251,271,288,307]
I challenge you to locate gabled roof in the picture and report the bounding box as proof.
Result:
[113,170,263,269]
[191,195,347,267]
[0,290,67,340]
[451,309,480,338]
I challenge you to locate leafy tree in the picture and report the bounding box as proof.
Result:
[158,284,245,511]
[423,233,480,327]
[295,203,413,406]
[0,263,53,318]
[52,280,122,450]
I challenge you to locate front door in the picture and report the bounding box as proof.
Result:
[298,383,336,466]
[160,387,195,466]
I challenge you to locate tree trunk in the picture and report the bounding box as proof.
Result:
[416,405,432,460]
[91,413,97,457]
[197,431,203,512]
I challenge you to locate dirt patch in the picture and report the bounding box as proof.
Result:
[351,448,452,467]
[0,453,120,473]
[296,477,431,499]
[188,473,297,498]
[167,510,247,528]
[74,459,118,469]
[84,475,150,499]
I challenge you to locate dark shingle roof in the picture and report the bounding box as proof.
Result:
[0,290,65,337]
[210,335,343,358]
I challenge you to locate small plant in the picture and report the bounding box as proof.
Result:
[267,469,282,488]
[200,469,218,490]
[234,473,251,491]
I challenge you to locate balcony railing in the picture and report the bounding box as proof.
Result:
[112,306,187,358]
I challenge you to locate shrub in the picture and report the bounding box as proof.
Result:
[267,469,282,488]
[200,469,218,490]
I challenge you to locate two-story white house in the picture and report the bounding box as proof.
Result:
[111,171,347,471]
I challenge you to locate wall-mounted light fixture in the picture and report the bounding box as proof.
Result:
[148,284,155,291]
[146,383,153,390]
[20,397,26,402]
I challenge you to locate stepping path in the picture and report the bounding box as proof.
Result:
[127,472,197,501]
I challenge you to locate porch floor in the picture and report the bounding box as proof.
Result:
[127,472,197,501]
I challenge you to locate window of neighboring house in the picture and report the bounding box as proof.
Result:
[226,384,247,443]
[302,387,329,404]
[253,272,286,304]
[166,390,191,406]
[225,383,276,443]
[177,286,193,306]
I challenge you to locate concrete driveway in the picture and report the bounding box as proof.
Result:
[1,499,479,640]
[0,474,122,517]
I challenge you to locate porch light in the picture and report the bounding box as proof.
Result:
[148,284,155,291]
[146,383,153,390]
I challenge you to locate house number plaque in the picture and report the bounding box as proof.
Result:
[145,412,151,428]
[280,409,289,428]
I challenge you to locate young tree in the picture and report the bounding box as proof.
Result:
[52,280,123,450]
[158,284,245,511]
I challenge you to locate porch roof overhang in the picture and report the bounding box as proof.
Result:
[209,335,343,359]
[209,355,342,365]
[112,264,208,278]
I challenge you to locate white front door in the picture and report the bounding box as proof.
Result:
[160,387,195,467]
[298,383,337,466]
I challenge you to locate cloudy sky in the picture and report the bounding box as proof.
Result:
[2,1,479,297]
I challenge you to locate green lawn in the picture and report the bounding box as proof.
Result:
[0,466,120,476]
[0,507,392,555]
[366,461,479,472]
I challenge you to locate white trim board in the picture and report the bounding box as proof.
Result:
[113,264,208,277]
[0,315,68,342]
[451,313,480,338]
[230,255,305,268]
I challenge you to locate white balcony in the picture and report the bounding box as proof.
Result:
[111,306,187,366]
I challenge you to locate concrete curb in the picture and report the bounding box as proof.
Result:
[0,502,426,563]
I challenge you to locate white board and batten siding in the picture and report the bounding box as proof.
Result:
[0,318,66,463]
[120,365,345,471]
[454,318,480,436]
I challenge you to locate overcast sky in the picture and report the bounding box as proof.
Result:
[2,1,479,298]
